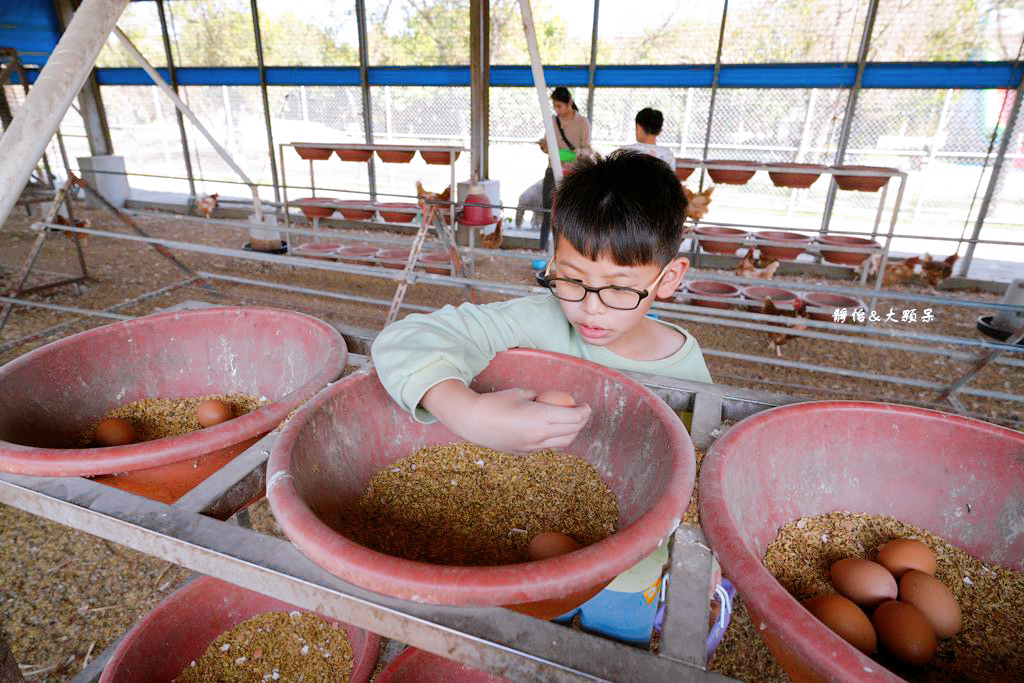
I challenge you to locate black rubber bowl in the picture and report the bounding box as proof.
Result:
[977,315,1024,345]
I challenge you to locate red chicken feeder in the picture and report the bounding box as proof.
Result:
[832,165,896,192]
[817,235,880,266]
[294,145,333,161]
[675,158,701,181]
[293,242,342,261]
[754,230,810,261]
[376,248,411,269]
[295,198,337,220]
[377,648,510,683]
[0,307,346,503]
[421,150,461,165]
[336,147,373,162]
[419,252,453,276]
[695,226,748,255]
[376,149,415,164]
[803,291,865,322]
[699,401,1024,683]
[767,163,825,189]
[741,285,799,308]
[99,576,380,683]
[706,160,759,185]
[266,349,694,619]
[683,281,741,309]
[378,202,421,223]
[337,245,380,265]
[336,200,377,221]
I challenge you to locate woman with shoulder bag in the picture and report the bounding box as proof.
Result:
[537,87,592,249]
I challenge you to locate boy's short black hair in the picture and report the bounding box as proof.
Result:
[635,107,664,136]
[552,150,687,268]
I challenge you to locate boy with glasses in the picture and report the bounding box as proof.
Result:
[371,151,714,646]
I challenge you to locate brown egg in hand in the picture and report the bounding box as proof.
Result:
[803,593,877,654]
[196,399,233,427]
[535,390,576,407]
[93,417,137,447]
[527,531,580,561]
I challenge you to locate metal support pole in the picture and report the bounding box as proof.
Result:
[157,0,196,199]
[585,0,600,124]
[959,79,1023,277]
[355,0,378,202]
[250,0,281,206]
[698,0,728,192]
[0,0,129,230]
[54,0,114,157]
[470,0,490,180]
[818,0,879,238]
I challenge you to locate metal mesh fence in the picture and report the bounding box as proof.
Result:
[720,0,867,63]
[95,0,167,68]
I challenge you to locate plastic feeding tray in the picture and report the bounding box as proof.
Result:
[0,307,346,503]
[337,245,380,265]
[293,242,341,260]
[684,281,741,309]
[817,235,880,266]
[741,285,799,308]
[336,147,373,162]
[674,158,701,181]
[295,198,337,220]
[420,150,461,165]
[266,349,694,620]
[419,251,453,275]
[99,576,380,683]
[294,145,333,161]
[767,163,825,189]
[706,160,759,185]
[832,165,896,192]
[378,202,420,223]
[335,200,377,221]
[803,291,865,322]
[695,226,748,255]
[754,230,810,261]
[699,401,1024,683]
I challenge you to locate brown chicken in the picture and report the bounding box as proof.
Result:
[482,222,503,249]
[52,214,91,242]
[196,193,218,219]
[415,181,452,212]
[920,253,958,289]
[763,296,809,356]
[736,248,780,280]
[683,185,714,222]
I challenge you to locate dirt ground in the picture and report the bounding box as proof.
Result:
[0,200,1019,681]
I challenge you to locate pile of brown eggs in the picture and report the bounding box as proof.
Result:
[804,538,961,666]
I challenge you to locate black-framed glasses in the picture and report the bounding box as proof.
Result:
[539,260,671,311]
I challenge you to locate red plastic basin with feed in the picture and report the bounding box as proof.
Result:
[803,291,865,322]
[295,197,337,219]
[817,235,880,265]
[685,281,741,309]
[0,307,346,503]
[675,158,701,181]
[266,349,694,619]
[767,163,825,189]
[377,648,510,683]
[99,576,380,683]
[421,150,461,165]
[336,147,373,162]
[293,242,341,260]
[706,160,758,185]
[294,145,333,161]
[336,200,377,221]
[337,245,380,265]
[832,165,896,192]
[376,248,411,269]
[699,401,1024,683]
[741,285,799,308]
[419,252,452,275]
[376,149,415,163]
[695,226,748,255]
[378,202,420,223]
[754,230,810,261]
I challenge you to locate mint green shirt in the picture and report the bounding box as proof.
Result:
[371,294,713,423]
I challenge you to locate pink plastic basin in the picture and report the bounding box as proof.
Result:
[99,576,380,683]
[294,242,342,260]
[695,226,748,255]
[336,200,377,221]
[295,197,337,219]
[699,401,1024,683]
[674,158,701,181]
[803,291,865,322]
[685,280,740,309]
[378,202,420,223]
[294,145,333,161]
[377,648,510,683]
[337,147,373,162]
[267,349,694,618]
[754,230,810,260]
[421,150,461,165]
[337,245,380,265]
[741,285,799,307]
[818,235,880,265]
[376,248,411,269]
[419,252,452,275]
[0,307,346,503]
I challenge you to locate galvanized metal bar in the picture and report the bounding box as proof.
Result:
[937,321,1024,404]
[585,0,600,124]
[0,296,131,320]
[519,0,564,193]
[663,525,714,668]
[250,0,281,205]
[470,0,489,180]
[156,0,196,200]
[354,0,378,202]
[698,0,729,192]
[53,0,114,157]
[689,392,724,450]
[818,0,879,238]
[173,431,276,518]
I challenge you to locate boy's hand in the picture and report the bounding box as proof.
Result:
[421,379,591,454]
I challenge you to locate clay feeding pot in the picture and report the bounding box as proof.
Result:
[684,281,741,309]
[420,150,461,165]
[337,245,380,265]
[741,286,800,309]
[293,242,341,261]
[336,147,373,162]
[336,200,377,221]
[767,163,825,189]
[802,291,865,322]
[376,149,416,164]
[295,198,337,220]
[419,252,453,276]
[832,165,895,192]
[754,230,810,260]
[376,248,411,269]
[674,158,701,181]
[706,160,759,185]
[294,145,333,161]
[695,226,748,255]
[817,235,880,266]
[378,203,420,223]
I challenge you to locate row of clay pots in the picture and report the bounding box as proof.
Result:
[290,242,453,275]
[675,160,895,192]
[694,226,881,266]
[294,198,422,223]
[679,281,865,322]
[294,145,461,165]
